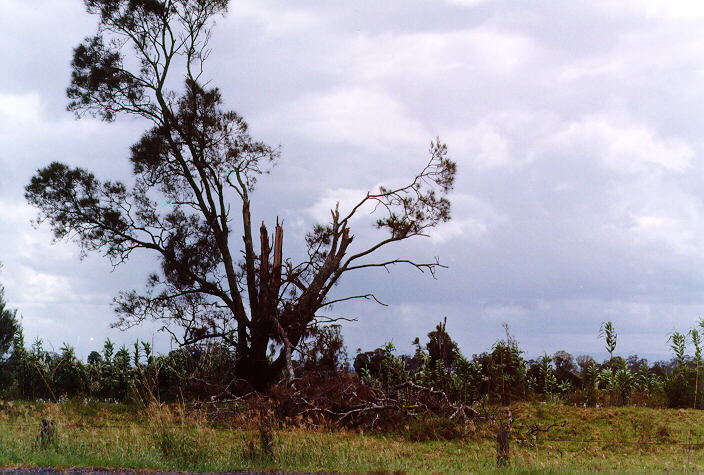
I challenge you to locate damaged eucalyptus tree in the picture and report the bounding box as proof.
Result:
[25,0,456,390]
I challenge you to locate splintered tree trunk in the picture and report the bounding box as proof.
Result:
[237,221,291,391]
[273,223,283,287]
[272,222,295,381]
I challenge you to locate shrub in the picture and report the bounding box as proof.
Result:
[663,368,704,408]
[297,325,349,374]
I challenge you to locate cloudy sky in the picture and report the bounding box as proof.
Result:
[3,0,704,361]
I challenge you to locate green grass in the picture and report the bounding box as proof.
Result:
[2,400,704,472]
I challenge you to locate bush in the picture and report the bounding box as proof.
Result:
[297,325,349,374]
[0,286,19,360]
[664,368,704,408]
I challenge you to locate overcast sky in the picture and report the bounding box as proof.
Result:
[4,0,704,361]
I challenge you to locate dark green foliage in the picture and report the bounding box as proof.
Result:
[297,325,349,374]
[613,368,635,405]
[353,348,387,378]
[601,355,627,373]
[68,0,228,121]
[486,340,527,403]
[87,351,102,366]
[526,354,557,397]
[8,338,54,400]
[356,323,517,407]
[664,368,701,408]
[669,331,688,367]
[68,35,145,121]
[373,343,410,388]
[426,317,459,371]
[53,344,87,397]
[581,363,600,406]
[1,324,240,402]
[600,321,617,360]
[346,320,694,410]
[0,287,19,360]
[0,292,19,392]
[626,355,649,372]
[553,350,580,388]
[470,327,527,404]
[0,304,699,412]
[451,354,484,403]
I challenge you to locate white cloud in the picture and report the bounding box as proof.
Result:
[630,214,693,253]
[482,305,528,321]
[444,0,492,5]
[594,0,704,22]
[14,267,74,305]
[444,111,560,170]
[643,0,704,20]
[328,27,538,85]
[550,116,694,174]
[617,187,704,257]
[0,92,42,124]
[0,199,75,262]
[305,187,372,225]
[445,122,512,169]
[223,0,319,36]
[275,88,427,151]
[430,193,506,243]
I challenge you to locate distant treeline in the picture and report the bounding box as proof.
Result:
[0,318,700,410]
[2,285,704,409]
[351,319,704,410]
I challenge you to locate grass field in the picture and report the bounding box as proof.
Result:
[2,399,704,472]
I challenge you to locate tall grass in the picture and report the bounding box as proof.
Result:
[2,400,704,472]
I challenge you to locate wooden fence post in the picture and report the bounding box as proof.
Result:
[497,429,510,466]
[496,408,513,467]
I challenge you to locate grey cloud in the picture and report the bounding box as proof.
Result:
[3,0,704,361]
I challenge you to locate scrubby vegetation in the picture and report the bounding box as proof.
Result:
[6,283,704,470]
[3,311,703,415]
[6,278,704,472]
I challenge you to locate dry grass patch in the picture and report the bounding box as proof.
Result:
[1,400,704,472]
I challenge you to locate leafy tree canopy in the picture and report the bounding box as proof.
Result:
[25,0,456,390]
